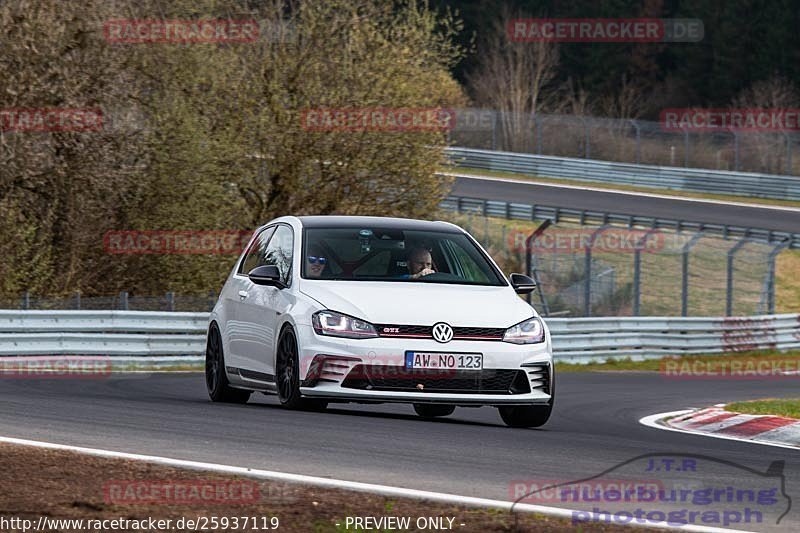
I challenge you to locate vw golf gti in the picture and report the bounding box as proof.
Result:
[206,216,554,427]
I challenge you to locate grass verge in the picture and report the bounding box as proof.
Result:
[555,349,800,373]
[725,398,800,419]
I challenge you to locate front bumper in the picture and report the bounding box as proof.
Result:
[295,324,553,406]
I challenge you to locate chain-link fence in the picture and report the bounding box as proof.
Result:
[450,108,800,175]
[445,211,790,317]
[1,292,218,312]
[1,214,790,317]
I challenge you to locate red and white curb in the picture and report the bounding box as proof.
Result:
[640,405,800,449]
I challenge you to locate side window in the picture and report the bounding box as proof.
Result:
[238,227,275,275]
[261,225,294,286]
[444,239,490,283]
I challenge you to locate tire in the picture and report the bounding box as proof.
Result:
[498,404,552,428]
[276,325,327,411]
[206,324,251,404]
[413,404,455,418]
[499,368,555,428]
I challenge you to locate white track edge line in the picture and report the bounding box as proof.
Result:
[0,435,745,533]
[639,410,800,451]
[443,172,800,213]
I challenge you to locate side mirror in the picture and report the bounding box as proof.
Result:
[248,265,286,288]
[510,273,536,295]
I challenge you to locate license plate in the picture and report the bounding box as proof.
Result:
[405,351,483,370]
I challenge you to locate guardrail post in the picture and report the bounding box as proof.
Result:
[631,120,641,164]
[21,291,29,310]
[584,247,592,316]
[491,110,497,151]
[683,127,690,167]
[632,230,657,316]
[119,291,129,311]
[535,114,542,155]
[208,290,216,312]
[681,232,704,316]
[725,238,748,316]
[525,221,552,307]
[765,240,789,314]
[583,118,591,159]
[786,132,793,174]
[73,291,81,310]
[584,226,611,317]
[732,130,740,171]
[633,249,641,316]
[166,291,175,312]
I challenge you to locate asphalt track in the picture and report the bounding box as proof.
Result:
[449,175,800,235]
[2,372,800,531]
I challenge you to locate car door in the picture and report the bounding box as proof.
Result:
[225,226,275,371]
[236,224,296,380]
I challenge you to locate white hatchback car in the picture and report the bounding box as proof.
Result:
[206,216,554,427]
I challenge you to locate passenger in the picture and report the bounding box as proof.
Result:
[306,248,328,279]
[405,247,436,279]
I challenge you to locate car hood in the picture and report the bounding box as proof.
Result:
[299,280,536,327]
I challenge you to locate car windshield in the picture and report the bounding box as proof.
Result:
[301,227,506,286]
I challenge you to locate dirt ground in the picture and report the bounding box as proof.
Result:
[0,443,658,532]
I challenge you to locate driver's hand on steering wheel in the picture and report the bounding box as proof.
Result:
[412,268,435,279]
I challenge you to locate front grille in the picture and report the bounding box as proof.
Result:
[374,324,505,341]
[376,324,431,337]
[341,365,530,394]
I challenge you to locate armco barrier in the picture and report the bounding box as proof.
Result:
[445,146,800,202]
[0,310,798,364]
[439,194,800,249]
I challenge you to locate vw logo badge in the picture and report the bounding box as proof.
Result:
[432,322,454,343]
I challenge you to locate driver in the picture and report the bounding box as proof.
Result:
[405,247,436,279]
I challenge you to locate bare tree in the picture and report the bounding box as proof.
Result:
[465,8,558,152]
[732,76,800,173]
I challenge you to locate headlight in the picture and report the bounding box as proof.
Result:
[503,317,545,344]
[312,310,378,339]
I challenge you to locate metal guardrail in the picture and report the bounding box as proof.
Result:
[445,146,800,202]
[547,314,800,362]
[439,195,800,249]
[0,311,797,364]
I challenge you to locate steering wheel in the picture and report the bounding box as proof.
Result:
[417,272,462,282]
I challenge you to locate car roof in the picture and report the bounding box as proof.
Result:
[297,215,463,233]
